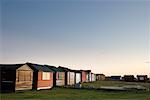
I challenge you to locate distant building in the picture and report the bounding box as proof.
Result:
[105,76,111,81]
[96,74,105,81]
[137,75,148,82]
[80,70,91,83]
[91,73,96,82]
[123,75,135,82]
[110,76,121,81]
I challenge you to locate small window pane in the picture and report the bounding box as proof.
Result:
[42,72,50,80]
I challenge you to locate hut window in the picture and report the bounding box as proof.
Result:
[42,72,50,80]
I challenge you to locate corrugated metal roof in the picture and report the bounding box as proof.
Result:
[26,63,53,72]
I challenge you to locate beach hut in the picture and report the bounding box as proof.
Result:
[123,75,135,82]
[80,70,92,83]
[137,75,148,82]
[80,70,87,83]
[26,63,54,90]
[58,66,75,86]
[110,76,121,81]
[89,72,92,82]
[0,64,33,92]
[91,73,96,82]
[105,76,111,81]
[45,65,65,86]
[86,70,92,82]
[96,74,105,81]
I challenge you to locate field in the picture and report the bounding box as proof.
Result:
[1,81,150,100]
[82,81,150,89]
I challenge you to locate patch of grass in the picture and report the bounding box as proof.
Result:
[82,81,150,89]
[1,87,150,100]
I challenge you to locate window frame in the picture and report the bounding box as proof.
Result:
[42,72,50,80]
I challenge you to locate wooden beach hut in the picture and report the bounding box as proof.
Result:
[110,76,121,81]
[91,73,96,82]
[58,66,75,86]
[105,76,111,81]
[137,75,148,82]
[26,63,54,90]
[123,75,135,82]
[45,65,65,86]
[96,74,105,81]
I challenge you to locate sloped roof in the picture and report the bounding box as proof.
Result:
[58,66,72,72]
[96,74,105,76]
[111,76,121,77]
[80,70,91,73]
[26,63,54,72]
[137,75,147,77]
[70,69,82,73]
[0,64,24,70]
[59,66,78,73]
[45,65,64,72]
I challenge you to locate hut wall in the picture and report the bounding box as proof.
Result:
[100,75,105,81]
[37,72,53,90]
[1,70,16,92]
[89,73,92,82]
[67,72,75,85]
[86,73,89,82]
[81,71,86,83]
[76,73,81,83]
[56,72,65,86]
[96,75,105,81]
[15,64,33,91]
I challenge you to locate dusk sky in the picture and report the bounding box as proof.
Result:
[1,0,150,75]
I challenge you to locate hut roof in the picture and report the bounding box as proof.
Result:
[26,63,54,72]
[111,76,121,77]
[80,70,91,72]
[124,75,134,77]
[137,75,147,77]
[0,64,24,70]
[45,65,64,72]
[58,66,69,71]
[96,74,105,76]
[58,66,76,72]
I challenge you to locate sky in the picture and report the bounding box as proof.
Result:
[1,0,150,76]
